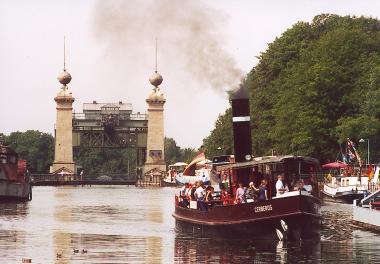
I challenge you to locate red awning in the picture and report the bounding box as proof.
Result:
[322,161,347,169]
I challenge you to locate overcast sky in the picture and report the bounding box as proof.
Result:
[1,0,380,148]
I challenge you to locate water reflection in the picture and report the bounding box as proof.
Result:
[0,201,29,218]
[174,236,321,263]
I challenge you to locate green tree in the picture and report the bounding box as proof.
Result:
[202,108,233,158]
[74,147,136,179]
[204,14,380,163]
[164,137,181,165]
[3,130,54,173]
[164,137,197,164]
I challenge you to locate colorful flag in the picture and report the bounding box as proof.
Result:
[183,152,206,176]
[347,138,362,166]
[368,165,374,181]
[340,145,348,164]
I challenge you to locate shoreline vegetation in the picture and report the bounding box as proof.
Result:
[0,131,196,178]
[203,14,380,164]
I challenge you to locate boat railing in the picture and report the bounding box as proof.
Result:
[176,188,315,211]
[273,190,312,199]
[368,182,380,193]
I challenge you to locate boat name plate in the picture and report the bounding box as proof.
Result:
[254,204,273,213]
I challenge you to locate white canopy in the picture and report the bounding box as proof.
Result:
[196,159,212,165]
[172,162,188,166]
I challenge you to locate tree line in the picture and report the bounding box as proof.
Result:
[0,131,195,176]
[204,14,380,164]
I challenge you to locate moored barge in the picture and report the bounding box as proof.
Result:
[0,140,32,201]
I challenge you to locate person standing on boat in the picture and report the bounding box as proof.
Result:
[276,174,289,197]
[235,183,246,204]
[205,186,215,207]
[222,174,229,190]
[195,181,207,211]
[220,186,232,205]
[302,178,313,193]
[258,180,269,201]
[189,183,197,201]
[246,182,259,202]
[180,183,190,207]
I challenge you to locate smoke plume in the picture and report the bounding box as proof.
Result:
[229,79,249,99]
[93,0,243,94]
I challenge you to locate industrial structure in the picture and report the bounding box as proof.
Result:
[50,40,166,180]
[72,101,148,173]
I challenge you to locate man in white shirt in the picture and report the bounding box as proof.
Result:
[195,181,207,211]
[195,181,205,201]
[276,174,289,197]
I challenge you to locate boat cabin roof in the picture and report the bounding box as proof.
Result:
[216,155,319,171]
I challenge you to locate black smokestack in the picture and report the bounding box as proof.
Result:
[230,83,252,187]
[231,84,252,163]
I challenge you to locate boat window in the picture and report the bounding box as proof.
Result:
[8,155,17,164]
[272,163,284,173]
[0,154,7,164]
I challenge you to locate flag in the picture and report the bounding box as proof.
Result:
[340,145,348,164]
[183,152,206,176]
[368,165,375,181]
[348,149,355,162]
[347,138,362,166]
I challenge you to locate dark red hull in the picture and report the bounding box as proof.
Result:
[173,193,321,239]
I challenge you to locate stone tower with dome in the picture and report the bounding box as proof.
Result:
[50,42,76,175]
[143,69,166,178]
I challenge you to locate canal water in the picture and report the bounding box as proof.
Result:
[0,186,380,263]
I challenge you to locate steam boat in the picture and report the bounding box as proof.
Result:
[172,94,321,240]
[0,141,32,201]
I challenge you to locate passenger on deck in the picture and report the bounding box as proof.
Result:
[222,174,229,190]
[235,183,246,204]
[276,174,289,197]
[205,186,215,207]
[195,181,207,211]
[180,183,190,207]
[258,180,268,201]
[220,186,232,205]
[293,178,312,193]
[293,179,305,191]
[303,179,313,193]
[246,182,259,202]
[189,182,197,201]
